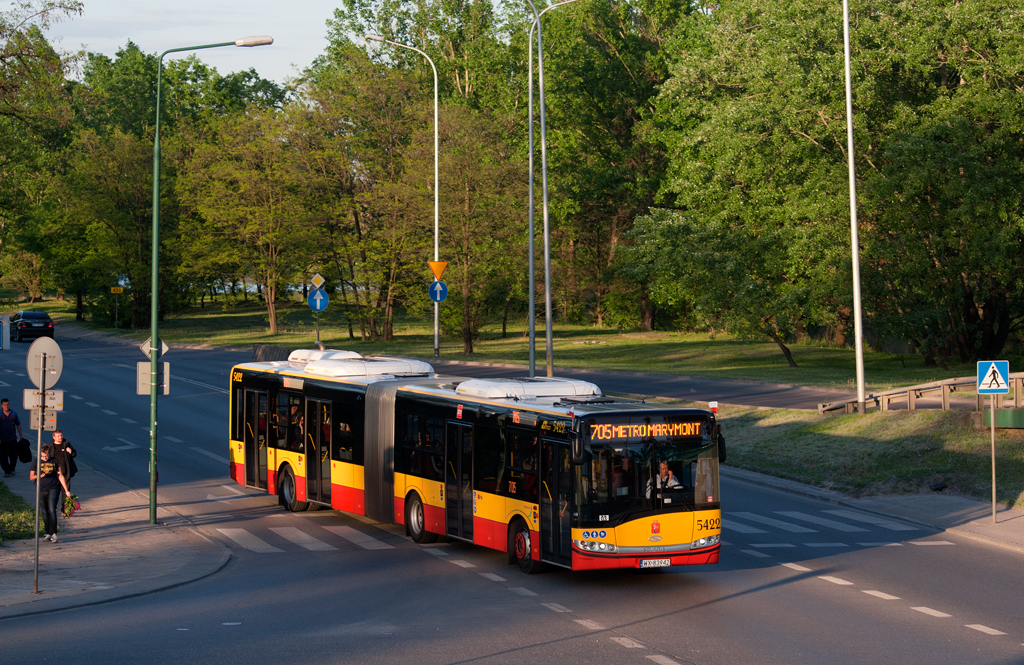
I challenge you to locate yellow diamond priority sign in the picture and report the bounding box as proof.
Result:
[311,273,325,289]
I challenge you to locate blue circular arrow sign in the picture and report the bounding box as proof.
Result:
[308,288,329,312]
[428,280,448,303]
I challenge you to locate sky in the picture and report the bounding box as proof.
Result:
[44,1,344,85]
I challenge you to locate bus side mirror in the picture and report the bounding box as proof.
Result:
[571,433,584,464]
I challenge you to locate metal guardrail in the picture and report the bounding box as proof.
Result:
[818,373,1024,415]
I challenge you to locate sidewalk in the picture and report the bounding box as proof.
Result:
[722,466,1024,554]
[0,458,229,620]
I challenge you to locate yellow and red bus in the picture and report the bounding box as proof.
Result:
[228,349,724,573]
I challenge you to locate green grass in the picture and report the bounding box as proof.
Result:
[21,294,1007,391]
[0,481,35,544]
[686,400,1024,510]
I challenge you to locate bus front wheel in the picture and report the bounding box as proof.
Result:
[406,493,438,544]
[279,467,308,512]
[508,518,544,574]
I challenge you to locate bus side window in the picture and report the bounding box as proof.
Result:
[274,393,289,449]
[503,429,538,503]
[473,424,503,494]
[233,388,243,441]
[332,401,355,462]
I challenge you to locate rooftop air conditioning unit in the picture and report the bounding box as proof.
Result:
[455,377,601,400]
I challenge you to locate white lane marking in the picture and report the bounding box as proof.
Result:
[425,548,450,556]
[646,656,681,665]
[724,521,767,534]
[479,573,506,582]
[69,395,82,400]
[102,438,139,452]
[912,607,951,618]
[857,542,903,547]
[965,624,1006,636]
[775,511,869,532]
[611,637,646,648]
[731,512,817,533]
[220,485,245,496]
[823,509,920,531]
[575,619,603,630]
[192,447,230,464]
[741,549,771,558]
[222,622,241,626]
[269,527,337,551]
[102,410,117,415]
[449,560,476,568]
[818,576,854,586]
[140,427,149,432]
[510,587,537,597]
[121,418,137,424]
[542,603,570,613]
[174,376,228,393]
[15,373,24,377]
[781,563,812,572]
[863,590,900,600]
[751,543,795,548]
[911,540,955,546]
[804,543,849,548]
[216,528,283,553]
[166,437,183,443]
[206,493,244,502]
[322,526,394,550]
[86,402,99,407]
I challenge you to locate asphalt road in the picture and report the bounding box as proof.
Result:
[0,337,1021,664]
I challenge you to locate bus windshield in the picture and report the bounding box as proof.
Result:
[579,414,719,527]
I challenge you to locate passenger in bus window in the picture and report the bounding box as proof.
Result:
[611,456,633,497]
[289,406,304,451]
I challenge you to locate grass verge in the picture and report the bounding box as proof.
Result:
[33,297,1012,392]
[681,400,1024,510]
[0,481,35,544]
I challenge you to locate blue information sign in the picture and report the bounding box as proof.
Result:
[977,360,1010,395]
[428,280,448,303]
[308,288,329,312]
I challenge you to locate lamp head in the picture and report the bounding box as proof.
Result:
[235,35,274,47]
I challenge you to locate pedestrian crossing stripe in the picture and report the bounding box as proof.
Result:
[977,360,1010,394]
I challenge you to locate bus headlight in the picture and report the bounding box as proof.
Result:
[574,540,617,553]
[692,534,720,549]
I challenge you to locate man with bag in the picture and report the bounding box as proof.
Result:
[51,429,76,495]
[0,397,24,477]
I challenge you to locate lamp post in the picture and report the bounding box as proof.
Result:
[366,35,441,359]
[842,0,866,413]
[526,0,579,378]
[149,35,272,524]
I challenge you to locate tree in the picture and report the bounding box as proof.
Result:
[180,108,312,334]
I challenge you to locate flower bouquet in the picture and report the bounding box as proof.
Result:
[62,494,81,518]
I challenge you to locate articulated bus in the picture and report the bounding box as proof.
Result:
[228,349,724,573]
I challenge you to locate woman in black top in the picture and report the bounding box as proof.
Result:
[30,444,70,543]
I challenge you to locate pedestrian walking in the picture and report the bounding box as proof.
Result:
[0,397,24,477]
[29,444,70,543]
[50,429,77,495]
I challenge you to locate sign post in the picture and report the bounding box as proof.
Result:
[27,337,62,594]
[429,261,447,358]
[978,360,1010,523]
[111,286,123,327]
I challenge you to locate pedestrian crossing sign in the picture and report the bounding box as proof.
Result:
[977,360,1010,395]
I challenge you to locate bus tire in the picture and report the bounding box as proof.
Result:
[509,518,544,574]
[406,493,438,544]
[279,467,308,512]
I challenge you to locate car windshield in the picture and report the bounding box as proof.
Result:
[578,414,719,527]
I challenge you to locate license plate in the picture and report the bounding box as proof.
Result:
[639,559,671,568]
[33,323,43,327]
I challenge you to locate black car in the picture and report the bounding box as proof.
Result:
[10,311,54,342]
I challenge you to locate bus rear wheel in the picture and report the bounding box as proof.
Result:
[279,467,308,512]
[406,493,438,544]
[509,518,544,574]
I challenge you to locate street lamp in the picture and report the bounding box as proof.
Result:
[149,35,273,524]
[842,0,866,412]
[526,0,579,378]
[365,35,441,359]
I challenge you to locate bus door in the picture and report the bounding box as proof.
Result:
[243,390,268,490]
[305,399,332,505]
[445,422,474,540]
[540,439,572,565]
